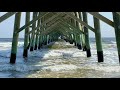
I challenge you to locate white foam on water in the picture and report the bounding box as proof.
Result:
[0,42,24,58]
[42,50,62,59]
[42,64,78,72]
[111,41,116,44]
[0,42,12,48]
[72,51,86,57]
[0,40,120,77]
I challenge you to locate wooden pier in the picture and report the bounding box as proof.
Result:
[0,12,120,64]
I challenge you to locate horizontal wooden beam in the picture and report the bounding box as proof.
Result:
[59,17,84,34]
[63,12,95,32]
[55,29,70,39]
[30,15,83,36]
[16,12,49,33]
[39,21,61,35]
[59,22,82,34]
[0,12,17,23]
[55,24,73,34]
[88,12,114,27]
[28,14,69,35]
[40,13,62,26]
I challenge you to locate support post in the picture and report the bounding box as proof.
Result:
[112,12,120,63]
[23,12,30,58]
[83,12,91,57]
[77,34,82,50]
[38,35,41,49]
[27,34,31,49]
[75,12,82,49]
[30,12,37,51]
[10,12,21,64]
[73,34,77,46]
[34,35,38,50]
[78,12,86,51]
[34,18,40,50]
[93,14,104,62]
[69,34,73,44]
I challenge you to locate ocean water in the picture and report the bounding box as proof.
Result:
[0,38,120,78]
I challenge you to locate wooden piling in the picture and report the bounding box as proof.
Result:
[82,12,91,57]
[112,12,120,62]
[38,35,42,49]
[30,12,37,51]
[69,34,73,44]
[75,12,82,50]
[76,34,82,50]
[93,14,104,62]
[23,12,30,58]
[78,12,86,51]
[34,17,40,50]
[38,19,42,49]
[10,12,21,64]
[73,34,77,46]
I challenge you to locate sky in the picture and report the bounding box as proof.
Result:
[0,12,115,38]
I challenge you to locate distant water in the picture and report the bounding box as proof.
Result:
[0,37,120,78]
[0,38,24,42]
[0,37,116,44]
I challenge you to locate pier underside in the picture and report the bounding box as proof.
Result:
[0,12,120,64]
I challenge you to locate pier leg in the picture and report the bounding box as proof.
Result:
[78,12,86,51]
[83,12,91,57]
[50,34,52,43]
[34,19,40,50]
[10,12,21,64]
[30,12,37,51]
[69,34,73,44]
[23,12,30,58]
[38,35,41,49]
[73,34,77,46]
[112,12,120,63]
[76,34,82,50]
[27,34,31,49]
[34,35,38,50]
[81,34,86,51]
[75,12,83,50]
[41,35,44,46]
[93,15,104,62]
[45,35,47,45]
[47,35,50,44]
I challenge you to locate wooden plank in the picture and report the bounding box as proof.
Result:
[40,13,62,27]
[88,12,114,27]
[0,12,17,23]
[28,15,62,35]
[59,17,84,34]
[63,12,95,32]
[30,15,69,35]
[16,12,49,33]
[58,24,76,34]
[40,21,61,35]
[59,21,83,34]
